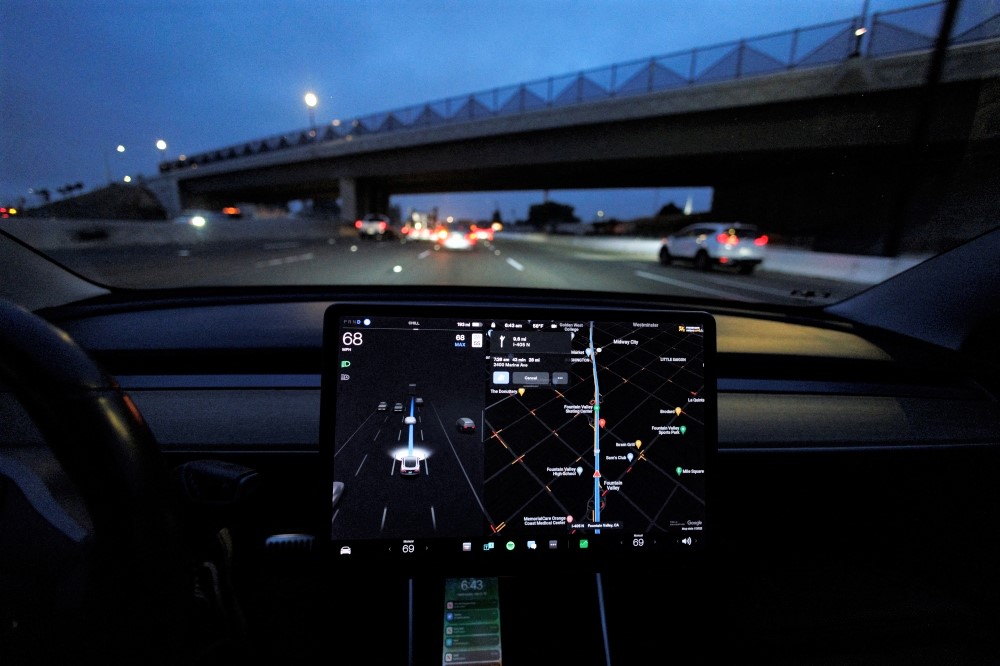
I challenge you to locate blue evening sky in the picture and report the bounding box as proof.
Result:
[1,0,926,221]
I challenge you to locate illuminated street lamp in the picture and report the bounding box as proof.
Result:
[304,92,318,132]
[154,139,168,173]
[853,0,871,57]
[104,144,126,184]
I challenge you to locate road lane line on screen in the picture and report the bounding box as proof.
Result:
[418,250,431,259]
[354,453,368,478]
[431,402,491,521]
[506,257,524,271]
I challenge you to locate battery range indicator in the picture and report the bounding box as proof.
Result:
[472,322,483,327]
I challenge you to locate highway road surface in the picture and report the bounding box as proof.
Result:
[44,233,859,305]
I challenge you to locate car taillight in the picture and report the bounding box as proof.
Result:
[754,235,769,246]
[717,232,738,245]
[378,221,387,231]
[354,220,362,229]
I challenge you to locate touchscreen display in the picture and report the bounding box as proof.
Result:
[321,304,715,572]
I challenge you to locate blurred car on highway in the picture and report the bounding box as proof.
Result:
[355,213,395,240]
[469,224,494,242]
[435,223,477,251]
[658,222,768,274]
[172,209,226,227]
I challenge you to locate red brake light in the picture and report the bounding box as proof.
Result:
[717,232,738,245]
[754,235,769,246]
[354,220,362,229]
[378,221,387,231]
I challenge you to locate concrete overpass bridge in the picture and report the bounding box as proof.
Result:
[146,2,1000,254]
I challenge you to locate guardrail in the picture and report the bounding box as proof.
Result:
[160,0,1000,174]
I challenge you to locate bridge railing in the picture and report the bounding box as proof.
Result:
[160,0,1000,174]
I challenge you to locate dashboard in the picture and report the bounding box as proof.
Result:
[7,288,1000,664]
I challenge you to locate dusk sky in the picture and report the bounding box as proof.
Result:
[1,0,927,221]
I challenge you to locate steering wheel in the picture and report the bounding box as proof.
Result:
[0,298,193,663]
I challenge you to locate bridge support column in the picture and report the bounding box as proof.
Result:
[338,177,357,223]
[338,177,391,222]
[144,175,183,218]
[360,187,391,218]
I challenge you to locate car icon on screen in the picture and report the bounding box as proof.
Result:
[456,417,476,433]
[400,455,422,476]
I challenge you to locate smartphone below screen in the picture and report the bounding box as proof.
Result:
[441,577,502,665]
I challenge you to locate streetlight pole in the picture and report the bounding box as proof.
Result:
[853,0,872,57]
[304,92,318,134]
[155,139,167,174]
[104,144,126,184]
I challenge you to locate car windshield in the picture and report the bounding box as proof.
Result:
[2,0,998,306]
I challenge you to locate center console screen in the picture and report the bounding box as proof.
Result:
[320,304,715,574]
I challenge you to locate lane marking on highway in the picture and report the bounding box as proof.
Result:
[693,271,804,299]
[418,250,431,259]
[573,251,634,261]
[261,241,301,250]
[505,257,525,271]
[634,270,761,301]
[255,252,315,268]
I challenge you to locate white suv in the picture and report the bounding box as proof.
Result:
[659,222,768,275]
